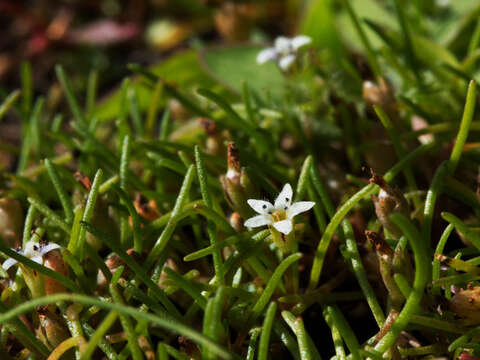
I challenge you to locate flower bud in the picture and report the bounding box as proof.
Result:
[97,253,126,290]
[362,78,396,116]
[370,173,409,240]
[450,286,480,324]
[0,198,23,248]
[229,212,243,233]
[37,307,69,349]
[365,230,403,309]
[43,249,69,295]
[168,98,191,121]
[220,142,257,218]
[199,117,224,156]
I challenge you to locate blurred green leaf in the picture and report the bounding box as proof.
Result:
[365,20,459,68]
[300,0,344,57]
[436,1,480,48]
[336,0,398,51]
[94,50,214,121]
[199,45,286,100]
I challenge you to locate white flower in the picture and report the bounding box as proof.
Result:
[257,35,312,70]
[2,241,61,271]
[244,183,315,235]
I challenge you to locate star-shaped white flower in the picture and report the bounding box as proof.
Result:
[257,35,312,70]
[244,183,315,235]
[2,241,61,271]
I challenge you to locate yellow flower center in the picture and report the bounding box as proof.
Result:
[272,209,287,222]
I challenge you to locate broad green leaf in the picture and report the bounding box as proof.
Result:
[199,45,286,100]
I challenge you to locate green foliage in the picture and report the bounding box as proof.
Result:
[3,1,480,359]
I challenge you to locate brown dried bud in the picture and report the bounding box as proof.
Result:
[362,78,396,115]
[450,286,480,324]
[199,117,218,136]
[138,335,155,360]
[37,308,69,348]
[199,118,224,156]
[74,171,92,190]
[365,230,404,310]
[221,142,257,218]
[0,197,23,248]
[134,194,160,222]
[365,230,393,257]
[370,173,409,239]
[227,142,241,177]
[178,336,201,359]
[43,250,69,295]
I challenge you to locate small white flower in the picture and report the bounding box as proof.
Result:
[257,35,312,70]
[244,183,315,235]
[2,241,61,271]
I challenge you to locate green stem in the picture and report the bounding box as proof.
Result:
[0,293,234,360]
[448,80,477,174]
[80,311,118,360]
[258,302,277,360]
[110,283,144,360]
[195,146,224,285]
[309,143,432,290]
[45,158,74,224]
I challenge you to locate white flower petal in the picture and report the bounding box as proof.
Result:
[31,256,43,264]
[23,241,39,258]
[278,54,297,70]
[257,48,277,64]
[247,199,274,215]
[274,36,292,54]
[272,219,293,235]
[2,258,18,271]
[287,201,315,219]
[39,243,61,256]
[274,183,293,210]
[291,35,312,50]
[244,215,272,228]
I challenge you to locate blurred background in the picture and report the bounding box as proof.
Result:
[2,0,476,94]
[0,0,296,92]
[0,0,479,172]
